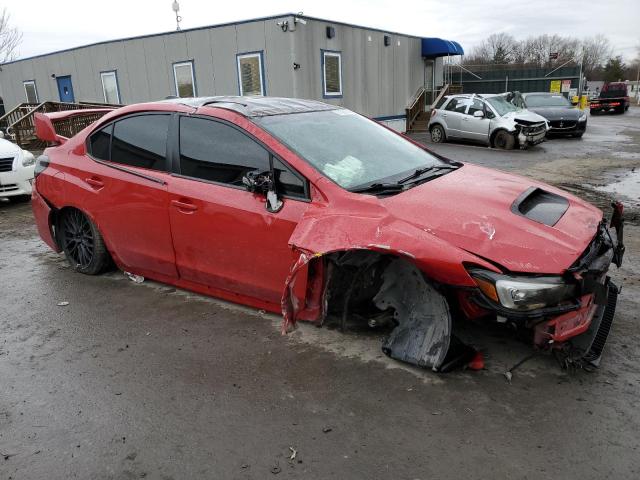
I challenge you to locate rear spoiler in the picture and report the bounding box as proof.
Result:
[34,108,115,145]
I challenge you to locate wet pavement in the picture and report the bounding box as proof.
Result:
[1,108,640,479]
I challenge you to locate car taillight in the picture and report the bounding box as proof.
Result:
[430,109,437,118]
[34,154,50,179]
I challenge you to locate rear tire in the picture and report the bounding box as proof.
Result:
[58,208,110,275]
[493,130,515,150]
[430,124,446,144]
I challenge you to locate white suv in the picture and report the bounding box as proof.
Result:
[0,136,36,202]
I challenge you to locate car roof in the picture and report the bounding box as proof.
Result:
[159,96,341,118]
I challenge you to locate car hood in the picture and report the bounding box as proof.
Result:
[500,109,547,124]
[0,138,21,157]
[382,164,602,274]
[526,106,582,121]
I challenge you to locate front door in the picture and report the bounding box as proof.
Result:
[460,98,491,143]
[56,76,75,102]
[168,115,308,304]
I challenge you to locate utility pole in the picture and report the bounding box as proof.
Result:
[636,61,640,105]
[172,1,182,31]
[577,48,584,109]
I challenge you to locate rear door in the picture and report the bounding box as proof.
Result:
[440,97,468,137]
[167,115,309,304]
[460,98,491,143]
[83,113,178,278]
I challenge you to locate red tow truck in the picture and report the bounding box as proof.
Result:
[590,82,630,114]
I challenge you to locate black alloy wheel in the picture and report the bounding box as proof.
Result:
[59,209,110,274]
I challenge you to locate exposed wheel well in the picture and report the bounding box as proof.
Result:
[320,249,455,368]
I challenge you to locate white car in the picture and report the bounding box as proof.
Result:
[428,94,549,150]
[0,135,36,202]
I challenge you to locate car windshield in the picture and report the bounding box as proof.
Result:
[525,94,571,107]
[255,109,445,190]
[485,96,519,116]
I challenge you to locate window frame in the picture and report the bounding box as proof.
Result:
[85,111,172,184]
[172,60,197,98]
[321,49,343,98]
[23,80,39,103]
[173,114,310,201]
[236,51,266,97]
[100,70,121,104]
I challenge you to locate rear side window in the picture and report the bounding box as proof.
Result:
[179,117,270,186]
[89,124,112,160]
[443,98,458,111]
[111,114,170,170]
[453,98,471,114]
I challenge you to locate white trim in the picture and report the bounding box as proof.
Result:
[236,53,264,96]
[173,61,196,98]
[100,71,120,104]
[23,80,38,103]
[322,51,342,97]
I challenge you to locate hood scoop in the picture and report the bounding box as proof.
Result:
[511,187,569,227]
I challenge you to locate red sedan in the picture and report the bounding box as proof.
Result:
[31,97,624,371]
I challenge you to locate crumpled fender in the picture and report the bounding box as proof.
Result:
[280,178,498,333]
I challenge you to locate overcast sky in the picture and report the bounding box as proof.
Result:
[5,0,639,61]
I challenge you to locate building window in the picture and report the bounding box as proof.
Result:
[322,50,342,97]
[23,81,38,103]
[100,71,121,104]
[173,61,196,98]
[237,52,265,96]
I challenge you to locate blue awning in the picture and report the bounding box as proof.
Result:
[421,38,464,58]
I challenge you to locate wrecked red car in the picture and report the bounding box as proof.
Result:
[31,97,625,371]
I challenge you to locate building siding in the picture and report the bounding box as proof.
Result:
[0,14,430,130]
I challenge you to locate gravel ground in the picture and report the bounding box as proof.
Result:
[0,107,639,480]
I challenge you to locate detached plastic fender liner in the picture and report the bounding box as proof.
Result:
[375,258,452,370]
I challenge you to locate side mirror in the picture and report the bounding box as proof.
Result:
[0,130,4,139]
[242,170,283,213]
[473,110,485,118]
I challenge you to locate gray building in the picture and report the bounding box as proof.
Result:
[0,13,463,131]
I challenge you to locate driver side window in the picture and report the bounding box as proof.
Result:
[179,117,270,186]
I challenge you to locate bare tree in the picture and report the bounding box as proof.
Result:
[580,34,613,76]
[0,8,22,63]
[464,32,612,75]
[466,33,518,64]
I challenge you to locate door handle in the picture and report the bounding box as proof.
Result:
[171,199,198,212]
[85,177,104,189]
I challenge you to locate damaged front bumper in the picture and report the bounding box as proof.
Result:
[517,125,547,149]
[467,203,624,367]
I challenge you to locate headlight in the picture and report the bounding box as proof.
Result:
[578,113,587,122]
[468,269,576,311]
[22,151,35,167]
